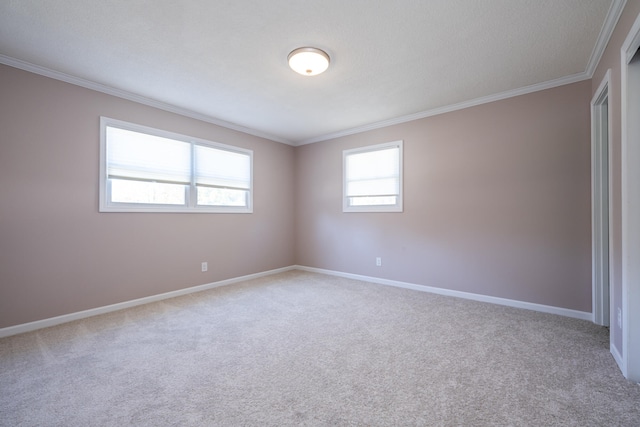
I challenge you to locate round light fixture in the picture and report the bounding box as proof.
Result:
[287,47,330,76]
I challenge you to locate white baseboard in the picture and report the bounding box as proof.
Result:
[611,342,625,376]
[0,266,296,338]
[294,265,593,321]
[0,264,593,339]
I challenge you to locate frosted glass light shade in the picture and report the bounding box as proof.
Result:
[288,47,330,76]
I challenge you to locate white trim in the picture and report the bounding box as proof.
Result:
[624,18,640,64]
[620,10,640,382]
[0,53,591,148]
[295,265,592,321]
[298,73,591,145]
[591,69,612,326]
[0,264,594,339]
[0,55,293,146]
[0,266,296,339]
[611,342,624,371]
[585,0,628,76]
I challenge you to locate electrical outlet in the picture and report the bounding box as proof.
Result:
[201,262,208,272]
[618,308,622,328]
[376,257,382,267]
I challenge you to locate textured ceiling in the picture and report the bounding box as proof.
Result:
[0,1,619,145]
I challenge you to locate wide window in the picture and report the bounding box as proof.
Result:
[100,117,252,213]
[343,141,403,212]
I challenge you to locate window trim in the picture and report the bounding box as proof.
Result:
[343,140,403,213]
[99,117,253,213]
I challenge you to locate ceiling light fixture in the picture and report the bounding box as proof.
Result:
[287,47,330,76]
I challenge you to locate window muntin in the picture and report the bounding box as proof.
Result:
[100,117,252,213]
[343,141,403,212]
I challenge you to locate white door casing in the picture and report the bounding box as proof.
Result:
[619,11,640,382]
[591,70,612,328]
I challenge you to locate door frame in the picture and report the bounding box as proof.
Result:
[619,11,640,382]
[591,70,612,327]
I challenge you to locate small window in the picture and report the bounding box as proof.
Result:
[343,141,403,212]
[100,117,252,213]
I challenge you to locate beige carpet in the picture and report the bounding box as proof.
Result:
[1,270,639,426]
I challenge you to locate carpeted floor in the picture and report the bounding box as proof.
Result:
[1,270,639,426]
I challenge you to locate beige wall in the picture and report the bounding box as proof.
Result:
[0,64,296,328]
[591,0,640,358]
[295,81,592,311]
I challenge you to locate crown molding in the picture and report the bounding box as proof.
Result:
[0,54,294,146]
[586,0,627,77]
[297,72,591,146]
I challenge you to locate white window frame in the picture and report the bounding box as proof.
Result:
[343,140,403,213]
[99,117,253,213]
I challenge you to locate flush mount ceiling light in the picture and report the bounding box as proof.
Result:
[287,47,330,76]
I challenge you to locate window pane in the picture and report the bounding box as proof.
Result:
[111,179,186,205]
[346,177,399,197]
[349,196,397,206]
[197,186,248,207]
[195,145,251,189]
[107,126,191,184]
[346,147,399,181]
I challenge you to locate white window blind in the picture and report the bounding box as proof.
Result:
[346,147,400,196]
[343,141,403,212]
[194,145,251,189]
[106,127,191,184]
